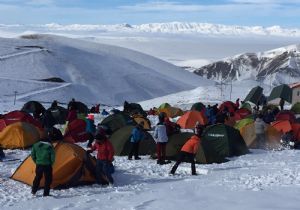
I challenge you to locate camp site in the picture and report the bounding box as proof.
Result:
[1,6,300,208]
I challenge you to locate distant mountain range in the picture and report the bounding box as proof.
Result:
[1,22,300,37]
[193,45,300,86]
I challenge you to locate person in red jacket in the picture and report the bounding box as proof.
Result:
[88,134,115,185]
[170,124,204,175]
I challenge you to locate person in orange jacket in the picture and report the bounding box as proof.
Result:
[170,124,204,175]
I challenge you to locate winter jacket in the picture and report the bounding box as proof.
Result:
[86,119,96,134]
[181,135,201,154]
[154,123,168,143]
[91,140,114,162]
[67,110,77,123]
[131,127,145,143]
[254,118,267,134]
[31,141,55,166]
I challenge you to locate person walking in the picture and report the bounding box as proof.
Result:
[154,113,168,165]
[88,134,115,185]
[170,124,204,175]
[31,137,55,196]
[128,122,145,160]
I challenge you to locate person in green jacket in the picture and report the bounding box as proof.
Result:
[31,137,55,197]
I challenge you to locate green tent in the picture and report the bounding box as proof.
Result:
[100,112,134,135]
[244,86,263,105]
[234,118,254,130]
[240,102,252,112]
[201,124,249,164]
[158,103,171,110]
[291,102,300,114]
[109,125,156,156]
[166,132,207,164]
[191,102,206,112]
[268,84,292,103]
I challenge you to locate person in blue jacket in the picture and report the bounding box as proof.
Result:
[128,121,145,160]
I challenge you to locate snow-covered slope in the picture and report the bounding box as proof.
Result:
[194,45,300,86]
[0,34,212,105]
[2,22,300,37]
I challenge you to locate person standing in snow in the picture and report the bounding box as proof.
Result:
[170,124,204,175]
[128,121,145,160]
[31,137,55,196]
[254,113,267,149]
[86,114,96,148]
[88,134,115,185]
[154,113,168,165]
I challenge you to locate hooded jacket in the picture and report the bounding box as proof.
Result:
[154,123,168,143]
[31,141,55,165]
[91,140,114,162]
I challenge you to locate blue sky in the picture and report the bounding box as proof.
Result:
[0,0,299,27]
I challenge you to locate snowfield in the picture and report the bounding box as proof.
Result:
[0,35,212,106]
[0,23,300,210]
[2,148,300,210]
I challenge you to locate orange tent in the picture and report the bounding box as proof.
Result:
[11,142,96,189]
[271,120,292,133]
[0,122,40,149]
[176,111,208,129]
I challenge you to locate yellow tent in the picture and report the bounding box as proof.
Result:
[133,117,151,130]
[238,122,281,149]
[11,142,97,189]
[0,122,40,149]
[159,107,184,118]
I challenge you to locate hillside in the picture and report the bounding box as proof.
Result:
[0,34,213,105]
[193,45,300,86]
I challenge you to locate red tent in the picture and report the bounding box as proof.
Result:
[235,108,251,120]
[0,110,43,131]
[64,119,89,143]
[275,111,296,124]
[219,101,237,114]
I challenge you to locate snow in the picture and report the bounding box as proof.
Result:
[2,147,300,210]
[0,22,300,210]
[0,34,212,106]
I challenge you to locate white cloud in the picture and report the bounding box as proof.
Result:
[26,0,54,6]
[119,1,208,12]
[230,0,300,4]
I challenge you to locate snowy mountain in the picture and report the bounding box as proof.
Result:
[2,22,300,37]
[0,34,213,106]
[193,45,300,86]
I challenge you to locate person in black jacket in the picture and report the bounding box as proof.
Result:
[40,110,56,135]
